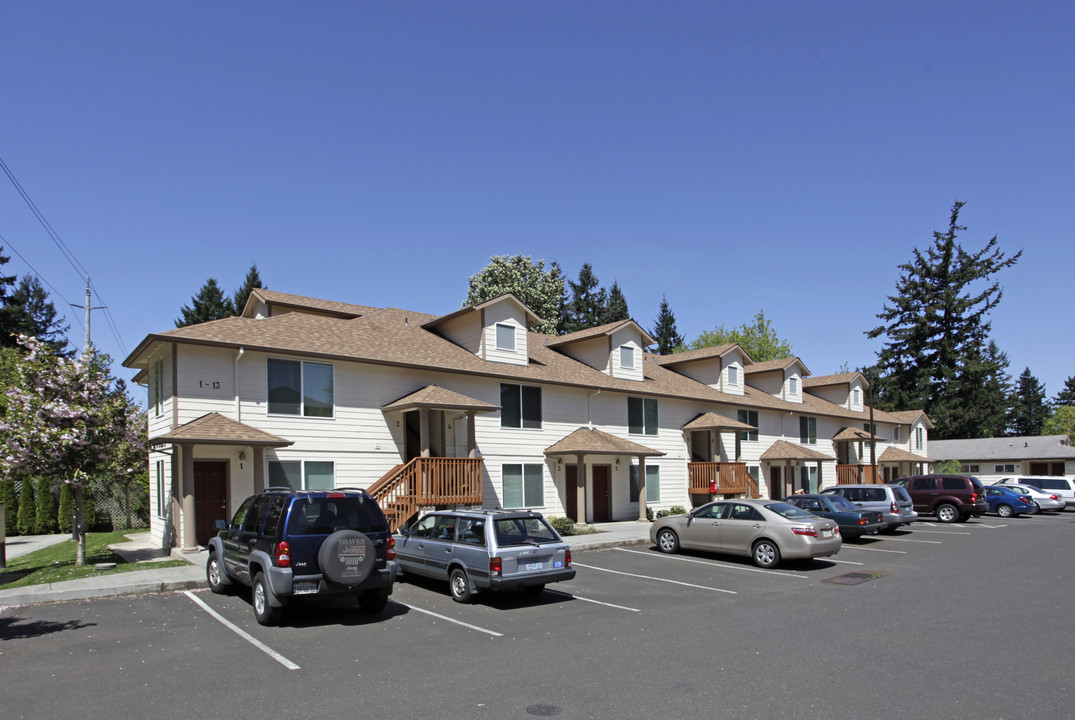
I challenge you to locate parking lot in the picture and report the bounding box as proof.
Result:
[3,511,1073,719]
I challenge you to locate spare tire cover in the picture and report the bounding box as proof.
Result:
[318,530,376,587]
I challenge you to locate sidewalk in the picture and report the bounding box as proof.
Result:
[0,521,654,608]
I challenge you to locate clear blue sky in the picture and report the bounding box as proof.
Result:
[3,1,1072,403]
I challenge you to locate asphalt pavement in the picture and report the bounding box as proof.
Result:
[0,520,652,607]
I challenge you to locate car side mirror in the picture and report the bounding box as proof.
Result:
[215,519,227,531]
[398,527,410,537]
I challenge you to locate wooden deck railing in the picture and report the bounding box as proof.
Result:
[366,457,483,532]
[836,464,883,485]
[688,462,760,498]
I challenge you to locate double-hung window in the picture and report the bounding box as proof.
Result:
[495,323,516,352]
[153,358,163,417]
[155,459,167,518]
[268,460,336,491]
[620,346,635,370]
[503,463,544,508]
[628,397,658,435]
[738,409,758,441]
[267,358,334,417]
[800,416,817,445]
[629,464,660,503]
[727,365,739,386]
[500,383,542,429]
[915,427,924,451]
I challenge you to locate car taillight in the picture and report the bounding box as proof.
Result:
[386,536,396,561]
[1018,497,1032,505]
[1049,495,1060,500]
[971,493,979,502]
[792,527,818,537]
[890,502,898,513]
[275,541,291,568]
[490,556,502,577]
[857,517,870,525]
[565,549,572,568]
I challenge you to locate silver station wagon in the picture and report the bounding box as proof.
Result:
[395,510,575,602]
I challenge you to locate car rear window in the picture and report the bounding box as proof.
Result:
[765,502,815,520]
[891,486,912,503]
[494,517,560,546]
[287,497,389,535]
[827,495,857,511]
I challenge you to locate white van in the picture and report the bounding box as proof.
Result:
[997,476,1075,509]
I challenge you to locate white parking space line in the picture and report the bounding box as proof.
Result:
[903,529,972,535]
[184,591,300,670]
[880,537,942,544]
[828,558,866,565]
[391,601,504,637]
[544,590,641,612]
[839,545,907,554]
[615,548,806,579]
[573,561,738,593]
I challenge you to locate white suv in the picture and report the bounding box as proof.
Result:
[997,476,1075,510]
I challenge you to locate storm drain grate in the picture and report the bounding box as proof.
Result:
[823,570,885,586]
[526,705,562,716]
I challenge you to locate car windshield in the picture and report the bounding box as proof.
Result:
[286,496,388,535]
[765,502,816,520]
[826,495,857,511]
[494,517,560,546]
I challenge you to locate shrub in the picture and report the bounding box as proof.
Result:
[2,478,18,534]
[669,505,688,516]
[548,516,575,536]
[34,477,57,534]
[645,506,654,522]
[58,482,74,534]
[16,478,35,535]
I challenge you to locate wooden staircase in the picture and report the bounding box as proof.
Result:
[367,457,484,532]
[687,462,761,498]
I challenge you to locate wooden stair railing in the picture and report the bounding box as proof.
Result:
[366,457,483,532]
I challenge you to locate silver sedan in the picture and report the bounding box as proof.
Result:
[994,483,1066,513]
[650,498,841,569]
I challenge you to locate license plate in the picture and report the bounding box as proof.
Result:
[523,562,545,571]
[293,581,318,595]
[821,529,833,538]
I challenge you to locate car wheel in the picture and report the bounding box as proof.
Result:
[752,539,781,569]
[996,504,1014,518]
[449,567,474,603]
[358,590,389,614]
[656,528,680,554]
[206,552,230,594]
[318,530,376,587]
[523,584,546,596]
[252,572,283,626]
[935,503,959,523]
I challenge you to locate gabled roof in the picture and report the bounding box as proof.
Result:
[544,427,664,457]
[242,289,380,319]
[422,293,542,331]
[888,410,934,429]
[832,427,883,442]
[744,357,811,377]
[928,435,1075,462]
[759,440,834,462]
[381,385,499,414]
[803,372,868,389]
[682,412,756,431]
[878,447,929,464]
[545,319,656,349]
[151,412,292,447]
[655,343,746,368]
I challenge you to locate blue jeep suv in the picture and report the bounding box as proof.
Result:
[206,487,398,625]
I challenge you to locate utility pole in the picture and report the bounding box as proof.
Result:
[72,276,106,352]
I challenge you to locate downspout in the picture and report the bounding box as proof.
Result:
[587,389,601,428]
[234,347,245,423]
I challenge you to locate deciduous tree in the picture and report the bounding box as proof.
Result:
[464,255,566,335]
[686,310,793,363]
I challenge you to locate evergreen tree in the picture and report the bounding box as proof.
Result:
[6,276,71,355]
[686,310,793,363]
[2,476,18,535]
[1008,367,1049,436]
[16,476,35,535]
[651,295,685,355]
[0,247,20,346]
[867,201,1021,438]
[463,255,566,335]
[1052,376,1075,408]
[34,476,57,534]
[563,263,607,334]
[58,481,74,534]
[601,281,630,325]
[232,264,265,315]
[175,278,234,328]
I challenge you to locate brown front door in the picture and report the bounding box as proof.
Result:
[194,461,228,546]
[769,466,782,500]
[565,465,578,522]
[593,465,611,522]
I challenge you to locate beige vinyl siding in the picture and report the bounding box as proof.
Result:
[433,312,483,355]
[558,336,611,374]
[746,371,783,397]
[806,384,848,408]
[668,359,723,389]
[609,326,644,382]
[481,303,528,366]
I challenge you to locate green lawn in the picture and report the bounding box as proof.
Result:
[0,531,189,590]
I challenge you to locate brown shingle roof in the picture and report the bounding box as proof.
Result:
[832,427,884,442]
[382,385,499,413]
[656,344,743,367]
[878,447,929,463]
[546,319,656,348]
[245,289,380,319]
[744,357,811,376]
[682,412,756,431]
[803,372,867,389]
[544,427,664,457]
[151,413,292,447]
[759,440,834,462]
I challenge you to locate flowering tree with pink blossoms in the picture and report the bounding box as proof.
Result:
[0,336,144,565]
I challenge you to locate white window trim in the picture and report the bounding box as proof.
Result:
[495,323,516,352]
[268,459,337,491]
[266,358,336,419]
[620,345,635,370]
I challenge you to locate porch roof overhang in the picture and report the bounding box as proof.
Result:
[760,439,835,462]
[832,427,884,442]
[878,446,930,464]
[682,412,756,432]
[150,412,293,449]
[380,384,500,414]
[544,427,665,458]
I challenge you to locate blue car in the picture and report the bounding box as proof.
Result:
[784,494,886,539]
[983,486,1035,517]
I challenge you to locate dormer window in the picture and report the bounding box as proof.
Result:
[728,366,738,386]
[852,388,861,405]
[789,377,799,395]
[620,346,635,370]
[495,323,516,352]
